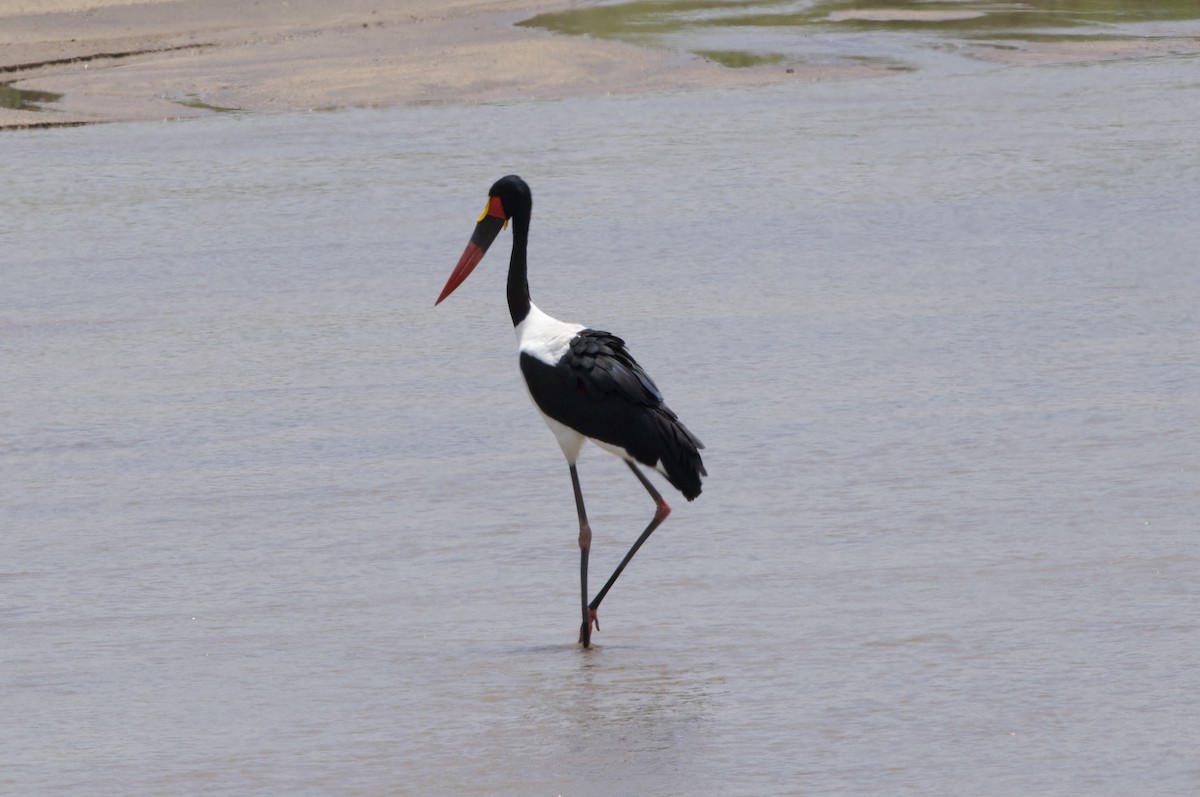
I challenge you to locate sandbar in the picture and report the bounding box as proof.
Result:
[1,0,800,129]
[6,1,1196,130]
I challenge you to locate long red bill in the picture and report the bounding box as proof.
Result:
[436,241,486,305]
[436,205,507,306]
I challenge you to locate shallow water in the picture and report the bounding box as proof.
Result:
[4,31,1199,797]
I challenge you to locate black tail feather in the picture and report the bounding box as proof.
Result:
[649,405,706,501]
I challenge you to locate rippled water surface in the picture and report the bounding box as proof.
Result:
[4,29,1199,797]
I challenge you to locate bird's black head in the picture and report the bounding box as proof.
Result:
[436,175,533,306]
[488,174,532,221]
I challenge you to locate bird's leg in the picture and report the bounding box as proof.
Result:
[569,464,598,647]
[588,461,671,616]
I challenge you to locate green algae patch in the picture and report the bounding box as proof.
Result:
[0,83,62,111]
[178,95,244,114]
[694,49,786,68]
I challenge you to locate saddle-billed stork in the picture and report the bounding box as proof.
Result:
[435,175,706,648]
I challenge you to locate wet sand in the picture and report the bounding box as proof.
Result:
[0,0,799,129]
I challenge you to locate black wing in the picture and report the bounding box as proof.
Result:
[520,329,706,500]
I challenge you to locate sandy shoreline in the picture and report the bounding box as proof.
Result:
[0,0,803,129]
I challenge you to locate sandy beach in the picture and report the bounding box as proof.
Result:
[0,0,799,129]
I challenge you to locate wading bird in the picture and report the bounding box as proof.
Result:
[435,175,706,648]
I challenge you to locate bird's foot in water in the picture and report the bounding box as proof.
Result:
[578,608,600,647]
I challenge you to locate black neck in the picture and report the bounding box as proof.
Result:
[506,212,531,326]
